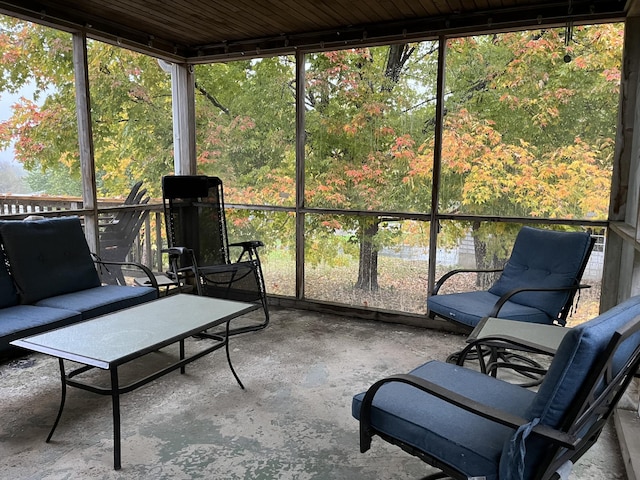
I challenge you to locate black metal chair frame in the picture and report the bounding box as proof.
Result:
[162,175,269,335]
[454,329,560,387]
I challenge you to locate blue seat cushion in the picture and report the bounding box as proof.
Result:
[35,285,158,319]
[353,361,536,480]
[427,291,551,328]
[0,305,82,352]
[489,227,592,320]
[0,217,101,304]
[0,249,18,309]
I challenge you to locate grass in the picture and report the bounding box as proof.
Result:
[261,253,601,325]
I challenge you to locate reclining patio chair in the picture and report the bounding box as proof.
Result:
[427,227,595,330]
[353,295,640,480]
[162,175,269,335]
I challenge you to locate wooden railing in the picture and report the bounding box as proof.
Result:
[0,194,87,215]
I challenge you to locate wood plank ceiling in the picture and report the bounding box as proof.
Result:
[0,0,629,62]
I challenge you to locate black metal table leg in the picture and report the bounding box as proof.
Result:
[225,319,244,389]
[180,339,185,374]
[111,368,122,470]
[46,358,67,443]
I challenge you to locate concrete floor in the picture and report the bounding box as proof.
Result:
[0,307,625,479]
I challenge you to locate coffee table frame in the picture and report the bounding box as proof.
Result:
[453,316,567,386]
[11,294,258,470]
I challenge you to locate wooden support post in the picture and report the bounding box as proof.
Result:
[171,63,196,175]
[72,32,98,252]
[295,50,306,300]
[602,16,640,311]
[427,37,447,296]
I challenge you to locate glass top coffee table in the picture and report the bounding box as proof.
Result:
[11,294,259,470]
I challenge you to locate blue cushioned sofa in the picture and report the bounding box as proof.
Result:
[0,216,158,355]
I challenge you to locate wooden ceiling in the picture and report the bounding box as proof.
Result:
[0,0,629,62]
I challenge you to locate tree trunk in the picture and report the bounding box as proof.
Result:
[353,45,413,292]
[355,218,380,291]
[471,221,501,289]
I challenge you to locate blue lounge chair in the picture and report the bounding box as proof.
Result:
[353,295,640,480]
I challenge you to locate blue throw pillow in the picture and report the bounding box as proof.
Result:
[0,217,101,304]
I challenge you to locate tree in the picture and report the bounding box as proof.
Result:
[304,45,437,290]
[192,57,298,252]
[403,26,620,283]
[0,14,622,305]
[437,26,619,222]
[0,17,173,197]
[0,159,26,193]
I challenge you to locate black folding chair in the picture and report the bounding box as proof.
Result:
[162,175,269,335]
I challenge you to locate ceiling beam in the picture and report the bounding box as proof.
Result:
[0,0,188,62]
[0,0,628,63]
[189,1,626,62]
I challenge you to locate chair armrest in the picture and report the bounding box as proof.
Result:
[92,257,159,292]
[229,240,264,262]
[432,268,504,295]
[358,373,577,453]
[163,246,190,257]
[162,247,200,275]
[161,247,201,295]
[490,284,591,318]
[230,240,264,249]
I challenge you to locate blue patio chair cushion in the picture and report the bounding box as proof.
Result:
[0,217,101,304]
[499,295,640,479]
[353,361,536,480]
[35,284,158,319]
[0,248,18,309]
[0,305,82,352]
[488,227,592,321]
[427,291,551,328]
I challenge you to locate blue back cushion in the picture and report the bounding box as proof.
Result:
[498,295,640,478]
[0,217,101,304]
[0,246,18,308]
[488,227,592,320]
[526,295,640,426]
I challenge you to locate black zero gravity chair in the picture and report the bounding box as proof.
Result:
[162,175,269,335]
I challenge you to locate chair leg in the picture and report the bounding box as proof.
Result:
[224,297,269,336]
[447,344,494,375]
[198,264,270,336]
